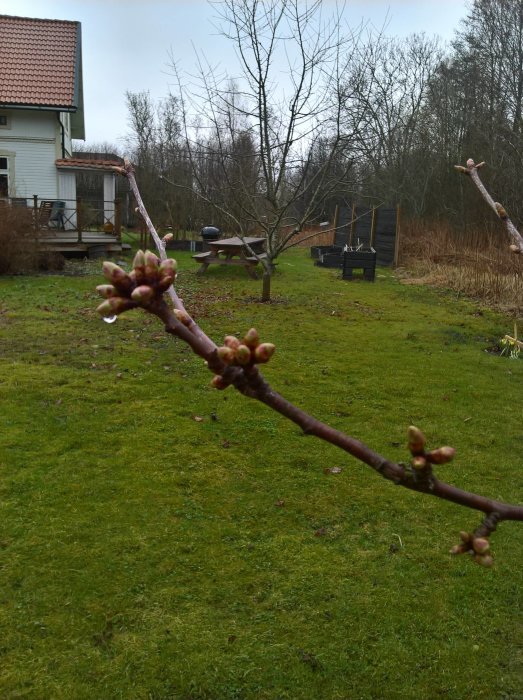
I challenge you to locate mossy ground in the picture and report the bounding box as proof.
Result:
[0,250,522,699]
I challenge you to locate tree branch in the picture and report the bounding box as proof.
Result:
[455,158,523,254]
[100,164,523,567]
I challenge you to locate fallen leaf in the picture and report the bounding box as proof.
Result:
[314,527,327,537]
[323,466,342,474]
[192,415,204,422]
[275,499,285,507]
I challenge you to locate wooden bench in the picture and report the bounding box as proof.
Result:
[192,249,267,278]
[192,251,213,261]
[245,253,268,263]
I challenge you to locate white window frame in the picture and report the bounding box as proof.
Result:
[0,155,10,197]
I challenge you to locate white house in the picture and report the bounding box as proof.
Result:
[0,14,118,230]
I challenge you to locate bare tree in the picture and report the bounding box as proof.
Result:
[167,0,372,300]
[125,91,195,231]
[411,0,523,224]
[344,33,442,214]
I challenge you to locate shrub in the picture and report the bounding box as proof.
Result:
[0,205,39,273]
[0,205,63,274]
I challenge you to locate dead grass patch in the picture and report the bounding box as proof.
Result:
[400,219,522,313]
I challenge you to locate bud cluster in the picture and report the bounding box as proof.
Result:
[407,425,455,472]
[450,531,494,567]
[96,250,177,318]
[211,328,276,390]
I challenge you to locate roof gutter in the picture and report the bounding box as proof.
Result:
[0,103,76,112]
[56,112,66,159]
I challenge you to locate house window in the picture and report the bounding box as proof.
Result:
[0,157,8,197]
[0,115,9,128]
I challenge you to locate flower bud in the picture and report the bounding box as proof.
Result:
[211,375,229,390]
[159,258,177,275]
[144,250,159,267]
[144,250,160,281]
[96,284,117,298]
[235,344,252,365]
[133,249,146,269]
[243,328,260,349]
[474,553,494,567]
[96,297,137,316]
[426,446,455,465]
[472,537,490,555]
[450,544,467,555]
[254,342,276,363]
[224,335,241,350]
[174,309,191,326]
[102,261,133,294]
[411,456,427,470]
[495,202,507,219]
[157,272,176,292]
[217,346,235,364]
[131,285,155,303]
[96,299,114,317]
[133,250,147,284]
[162,232,174,242]
[407,425,426,455]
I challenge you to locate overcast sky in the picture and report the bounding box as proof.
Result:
[0,0,470,149]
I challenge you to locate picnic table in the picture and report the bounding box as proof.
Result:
[192,236,267,278]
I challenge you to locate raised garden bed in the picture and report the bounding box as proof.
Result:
[343,246,376,281]
[312,245,344,268]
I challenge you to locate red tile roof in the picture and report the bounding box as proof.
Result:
[0,15,80,108]
[56,158,123,172]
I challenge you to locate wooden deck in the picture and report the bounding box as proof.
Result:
[38,231,131,256]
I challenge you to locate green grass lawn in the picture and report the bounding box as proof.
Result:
[0,249,522,699]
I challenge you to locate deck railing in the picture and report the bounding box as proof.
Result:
[30,196,122,243]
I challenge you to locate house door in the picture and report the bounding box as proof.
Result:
[0,157,8,197]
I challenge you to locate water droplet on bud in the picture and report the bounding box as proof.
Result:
[103,315,118,324]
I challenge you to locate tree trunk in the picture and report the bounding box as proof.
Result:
[261,268,272,302]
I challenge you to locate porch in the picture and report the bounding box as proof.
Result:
[36,194,130,257]
[1,194,131,258]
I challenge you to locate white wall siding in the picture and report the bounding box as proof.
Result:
[0,108,56,140]
[0,109,60,201]
[8,140,58,200]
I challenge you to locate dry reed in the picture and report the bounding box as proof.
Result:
[400,219,522,314]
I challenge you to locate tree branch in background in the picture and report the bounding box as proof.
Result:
[455,158,523,254]
[98,163,523,567]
